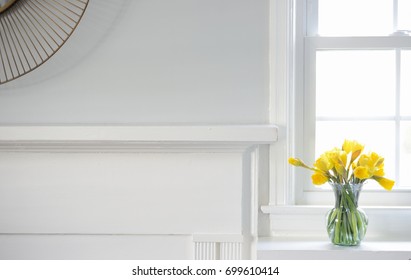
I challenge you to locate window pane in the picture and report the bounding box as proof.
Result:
[316,50,396,118]
[316,121,396,188]
[318,0,393,36]
[401,122,411,187]
[398,0,411,31]
[401,50,411,116]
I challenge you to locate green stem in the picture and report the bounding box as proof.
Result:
[328,183,367,245]
[334,208,342,244]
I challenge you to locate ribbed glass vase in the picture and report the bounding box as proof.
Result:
[326,183,368,246]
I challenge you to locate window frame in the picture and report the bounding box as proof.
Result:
[300,0,411,206]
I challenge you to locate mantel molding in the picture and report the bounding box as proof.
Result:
[0,125,278,152]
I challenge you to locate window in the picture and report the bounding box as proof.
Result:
[291,0,411,206]
[266,0,411,242]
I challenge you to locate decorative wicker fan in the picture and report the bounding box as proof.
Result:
[0,0,89,84]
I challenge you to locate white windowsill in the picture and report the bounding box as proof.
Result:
[260,205,411,259]
[261,205,411,215]
[257,238,411,260]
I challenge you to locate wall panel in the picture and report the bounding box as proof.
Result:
[0,152,242,235]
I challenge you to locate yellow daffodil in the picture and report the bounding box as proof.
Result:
[356,152,385,179]
[342,139,364,161]
[351,161,357,170]
[288,140,394,191]
[314,154,333,173]
[311,172,329,185]
[353,166,370,180]
[288,157,305,167]
[325,148,347,176]
[288,157,317,172]
[289,140,394,247]
[373,176,395,191]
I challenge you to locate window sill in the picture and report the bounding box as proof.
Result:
[257,238,411,259]
[261,205,411,241]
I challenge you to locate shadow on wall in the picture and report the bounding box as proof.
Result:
[0,0,132,90]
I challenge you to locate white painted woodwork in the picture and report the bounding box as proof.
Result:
[193,234,244,260]
[0,125,276,259]
[0,125,278,145]
[257,240,411,260]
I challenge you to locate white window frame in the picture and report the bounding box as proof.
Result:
[265,0,411,241]
[303,0,411,206]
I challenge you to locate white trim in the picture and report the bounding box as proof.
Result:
[269,0,297,206]
[0,125,278,152]
[393,0,399,32]
[306,0,318,36]
[306,36,411,49]
[193,234,244,243]
[0,125,278,143]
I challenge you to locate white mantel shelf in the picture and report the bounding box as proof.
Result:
[0,125,278,152]
[257,239,411,260]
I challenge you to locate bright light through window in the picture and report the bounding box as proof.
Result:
[398,0,411,31]
[316,50,396,118]
[401,122,411,186]
[318,0,393,36]
[401,51,411,116]
[294,0,411,207]
[400,51,411,187]
[315,49,399,188]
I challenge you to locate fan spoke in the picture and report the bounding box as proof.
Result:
[0,0,89,84]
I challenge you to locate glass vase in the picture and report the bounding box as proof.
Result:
[325,183,368,246]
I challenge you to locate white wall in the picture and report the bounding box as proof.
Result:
[0,0,271,259]
[0,0,269,124]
